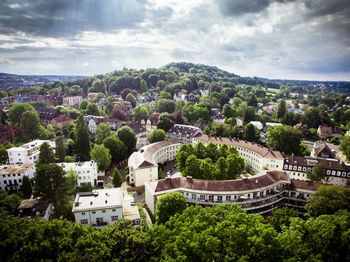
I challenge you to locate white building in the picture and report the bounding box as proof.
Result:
[128,140,182,186]
[145,171,324,216]
[58,161,98,187]
[249,121,263,130]
[7,140,55,165]
[0,164,35,192]
[88,119,97,134]
[194,135,284,174]
[72,188,123,226]
[265,122,282,129]
[168,124,202,144]
[63,96,82,107]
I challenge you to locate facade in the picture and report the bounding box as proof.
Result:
[0,164,35,192]
[283,155,350,186]
[317,125,332,139]
[63,96,82,107]
[88,119,97,134]
[58,161,98,187]
[168,124,202,144]
[128,140,182,186]
[310,141,335,159]
[194,135,284,174]
[7,140,55,165]
[72,188,123,226]
[145,171,325,216]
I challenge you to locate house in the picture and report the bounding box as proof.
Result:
[317,125,332,139]
[265,122,282,129]
[58,161,98,187]
[88,119,97,134]
[128,141,182,186]
[213,114,226,123]
[0,164,35,192]
[17,198,52,220]
[283,155,350,186]
[34,107,61,124]
[0,125,22,143]
[63,96,82,107]
[7,140,55,165]
[128,121,148,149]
[72,188,124,227]
[83,115,108,134]
[294,123,308,135]
[168,124,203,144]
[311,141,335,159]
[249,121,263,130]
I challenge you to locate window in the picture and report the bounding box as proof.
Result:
[80,219,88,225]
[199,195,205,200]
[209,195,214,202]
[111,216,118,221]
[112,209,116,212]
[217,196,223,202]
[191,193,196,200]
[96,217,104,224]
[102,210,106,213]
[81,212,85,215]
[92,211,96,214]
[226,196,231,202]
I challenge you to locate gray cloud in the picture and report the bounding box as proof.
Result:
[0,0,148,37]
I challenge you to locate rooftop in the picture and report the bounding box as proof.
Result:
[148,171,289,193]
[0,164,33,175]
[72,188,123,212]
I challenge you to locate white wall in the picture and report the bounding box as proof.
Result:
[74,207,123,226]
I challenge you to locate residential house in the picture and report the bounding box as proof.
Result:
[17,198,52,220]
[317,125,332,139]
[311,141,335,159]
[58,161,98,187]
[0,164,35,192]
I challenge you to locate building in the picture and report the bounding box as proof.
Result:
[58,161,98,187]
[0,125,22,144]
[194,135,284,174]
[128,140,182,186]
[17,198,52,220]
[249,121,264,130]
[83,115,108,134]
[213,114,226,123]
[283,155,350,186]
[145,171,322,216]
[317,125,332,139]
[34,107,61,124]
[168,124,202,144]
[72,188,124,227]
[0,164,35,192]
[311,141,335,159]
[122,206,141,225]
[128,121,148,149]
[7,140,55,165]
[63,96,82,107]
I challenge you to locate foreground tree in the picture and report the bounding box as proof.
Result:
[267,125,303,155]
[155,192,187,224]
[33,163,69,217]
[112,169,122,188]
[340,135,350,161]
[55,136,66,162]
[20,110,41,141]
[21,176,32,198]
[103,135,127,163]
[267,207,298,232]
[148,129,166,143]
[305,185,350,217]
[39,142,55,164]
[95,123,111,144]
[306,164,326,182]
[8,103,35,125]
[74,115,91,161]
[90,144,111,172]
[117,126,137,154]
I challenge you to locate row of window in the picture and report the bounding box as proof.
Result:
[80,215,119,225]
[80,209,117,215]
[0,178,22,184]
[2,173,22,177]
[285,165,350,178]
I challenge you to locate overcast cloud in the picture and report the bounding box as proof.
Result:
[0,0,349,80]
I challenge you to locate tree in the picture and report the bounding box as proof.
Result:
[95,123,111,144]
[20,110,40,141]
[267,207,298,232]
[133,105,149,120]
[86,103,100,115]
[157,113,173,132]
[103,135,127,163]
[117,126,137,154]
[0,144,8,164]
[79,100,88,110]
[244,123,257,142]
[340,135,350,161]
[90,144,111,172]
[0,191,21,215]
[112,169,122,187]
[276,99,287,119]
[267,125,303,155]
[125,93,137,107]
[222,104,234,118]
[305,185,350,217]
[74,115,91,161]
[155,192,187,224]
[39,142,55,164]
[90,79,106,93]
[148,129,166,143]
[33,163,69,217]
[156,99,176,113]
[307,164,326,182]
[8,103,35,125]
[55,136,66,162]
[66,169,77,195]
[21,176,32,198]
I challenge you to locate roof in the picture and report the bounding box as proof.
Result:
[196,134,283,160]
[72,188,123,212]
[58,161,97,171]
[18,198,49,211]
[290,179,327,191]
[122,206,140,221]
[169,124,202,138]
[128,140,181,169]
[284,155,350,171]
[312,141,335,158]
[151,171,289,193]
[0,164,33,175]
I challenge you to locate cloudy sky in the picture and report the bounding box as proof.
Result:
[0,0,349,80]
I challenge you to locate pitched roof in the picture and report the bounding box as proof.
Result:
[154,171,288,193]
[290,179,327,191]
